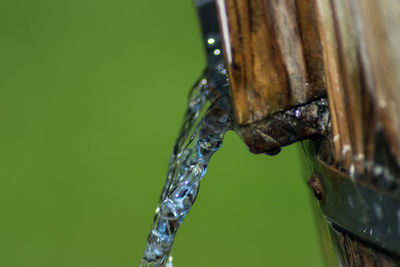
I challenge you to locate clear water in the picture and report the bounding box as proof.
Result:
[140,63,231,267]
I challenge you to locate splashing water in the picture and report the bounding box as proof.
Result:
[140,63,232,267]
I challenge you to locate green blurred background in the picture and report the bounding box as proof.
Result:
[0,1,324,266]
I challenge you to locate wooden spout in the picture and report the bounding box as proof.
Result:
[216,0,327,154]
[215,0,400,266]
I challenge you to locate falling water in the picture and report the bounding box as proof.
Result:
[140,63,232,267]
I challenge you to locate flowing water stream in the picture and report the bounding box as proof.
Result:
[140,62,232,267]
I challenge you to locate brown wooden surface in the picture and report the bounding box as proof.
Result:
[217,0,400,173]
[313,0,400,175]
[216,0,326,126]
[310,3,400,263]
[216,0,400,266]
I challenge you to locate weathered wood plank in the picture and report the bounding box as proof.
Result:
[358,1,400,167]
[313,0,400,178]
[217,0,400,265]
[313,0,353,170]
[216,0,326,126]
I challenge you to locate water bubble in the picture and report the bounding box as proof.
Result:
[160,199,178,220]
[166,255,174,267]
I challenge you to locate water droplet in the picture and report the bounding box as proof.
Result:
[160,199,178,220]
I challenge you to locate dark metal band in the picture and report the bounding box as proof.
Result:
[305,142,400,257]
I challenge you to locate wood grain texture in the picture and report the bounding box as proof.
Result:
[217,0,400,173]
[216,0,326,126]
[216,0,400,265]
[358,1,400,167]
[313,0,354,170]
[312,0,400,178]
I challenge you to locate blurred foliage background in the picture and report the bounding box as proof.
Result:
[0,0,324,266]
